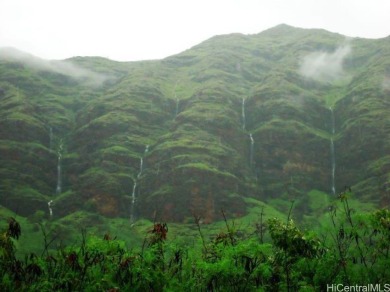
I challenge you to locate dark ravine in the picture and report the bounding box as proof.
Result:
[0,24,389,222]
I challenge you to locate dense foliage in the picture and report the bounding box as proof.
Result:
[1,193,389,291]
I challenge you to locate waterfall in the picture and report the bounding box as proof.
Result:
[48,200,53,217]
[329,107,336,195]
[330,138,336,195]
[249,133,254,167]
[130,170,139,223]
[131,182,137,203]
[138,145,149,176]
[138,158,143,178]
[130,145,149,222]
[330,107,335,135]
[242,98,246,130]
[130,181,137,223]
[55,140,63,195]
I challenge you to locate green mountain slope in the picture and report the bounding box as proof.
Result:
[0,24,389,222]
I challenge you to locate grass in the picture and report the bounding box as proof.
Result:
[0,197,294,258]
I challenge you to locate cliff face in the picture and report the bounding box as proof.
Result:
[0,25,389,221]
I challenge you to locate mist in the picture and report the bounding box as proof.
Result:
[299,44,351,82]
[0,47,108,86]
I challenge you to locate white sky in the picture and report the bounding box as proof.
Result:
[0,0,389,61]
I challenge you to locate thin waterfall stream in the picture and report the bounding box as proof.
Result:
[242,98,256,169]
[130,145,149,222]
[48,200,53,217]
[242,98,246,131]
[329,107,336,195]
[249,133,254,167]
[56,140,63,195]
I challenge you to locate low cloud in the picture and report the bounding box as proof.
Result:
[0,47,108,86]
[299,44,351,82]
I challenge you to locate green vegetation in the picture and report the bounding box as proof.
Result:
[1,190,389,290]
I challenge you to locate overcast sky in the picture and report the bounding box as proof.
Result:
[0,0,389,62]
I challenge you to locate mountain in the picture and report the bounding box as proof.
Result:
[0,25,389,223]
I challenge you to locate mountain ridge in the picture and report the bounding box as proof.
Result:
[2,24,389,64]
[0,24,389,223]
